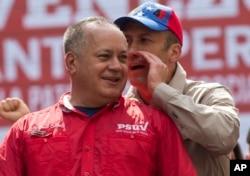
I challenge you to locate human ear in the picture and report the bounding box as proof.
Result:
[169,43,182,63]
[65,52,77,74]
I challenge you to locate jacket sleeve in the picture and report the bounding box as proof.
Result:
[0,123,24,175]
[157,111,197,176]
[152,82,239,156]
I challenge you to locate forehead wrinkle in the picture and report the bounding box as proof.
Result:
[83,23,127,54]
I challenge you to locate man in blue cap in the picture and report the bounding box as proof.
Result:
[115,2,239,176]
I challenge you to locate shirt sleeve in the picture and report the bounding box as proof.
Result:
[157,110,197,176]
[152,82,239,156]
[0,122,24,175]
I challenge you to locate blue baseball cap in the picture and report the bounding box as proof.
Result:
[114,2,183,45]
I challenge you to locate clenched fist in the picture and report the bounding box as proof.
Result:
[0,97,30,122]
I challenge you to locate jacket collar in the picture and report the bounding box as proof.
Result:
[168,62,187,94]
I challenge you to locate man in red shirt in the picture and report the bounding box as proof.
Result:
[0,16,197,176]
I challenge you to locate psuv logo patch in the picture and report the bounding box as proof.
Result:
[230,160,250,176]
[116,122,149,136]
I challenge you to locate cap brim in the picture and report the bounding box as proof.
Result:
[114,16,168,31]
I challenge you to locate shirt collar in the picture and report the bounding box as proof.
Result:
[59,92,123,113]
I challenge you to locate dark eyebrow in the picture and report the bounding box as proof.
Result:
[125,32,152,38]
[140,33,152,37]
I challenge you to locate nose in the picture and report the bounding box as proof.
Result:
[108,57,123,71]
[128,41,140,53]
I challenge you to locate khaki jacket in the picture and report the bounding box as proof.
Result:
[126,62,240,176]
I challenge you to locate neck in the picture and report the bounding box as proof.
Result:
[70,92,118,108]
[167,63,177,83]
[137,89,152,105]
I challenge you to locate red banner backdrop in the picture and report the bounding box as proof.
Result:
[1,0,250,125]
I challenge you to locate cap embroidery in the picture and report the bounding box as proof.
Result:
[154,9,166,20]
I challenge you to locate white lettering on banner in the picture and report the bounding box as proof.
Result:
[0,0,14,30]
[190,26,250,71]
[0,89,3,99]
[192,27,223,70]
[1,36,64,82]
[166,0,184,18]
[74,0,128,21]
[23,0,72,28]
[74,0,99,20]
[0,0,250,114]
[0,84,70,111]
[42,37,64,79]
[244,0,250,9]
[1,0,250,30]
[95,0,127,20]
[28,84,69,110]
[0,66,3,82]
[0,87,23,101]
[188,0,238,18]
[3,38,41,81]
[181,31,190,58]
[6,87,23,99]
[170,0,238,19]
[190,74,250,105]
[23,0,128,28]
[226,26,250,68]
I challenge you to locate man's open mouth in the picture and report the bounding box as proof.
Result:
[130,64,145,70]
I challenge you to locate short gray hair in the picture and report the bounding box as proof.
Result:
[63,16,116,55]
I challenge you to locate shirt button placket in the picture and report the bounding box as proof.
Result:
[82,145,91,176]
